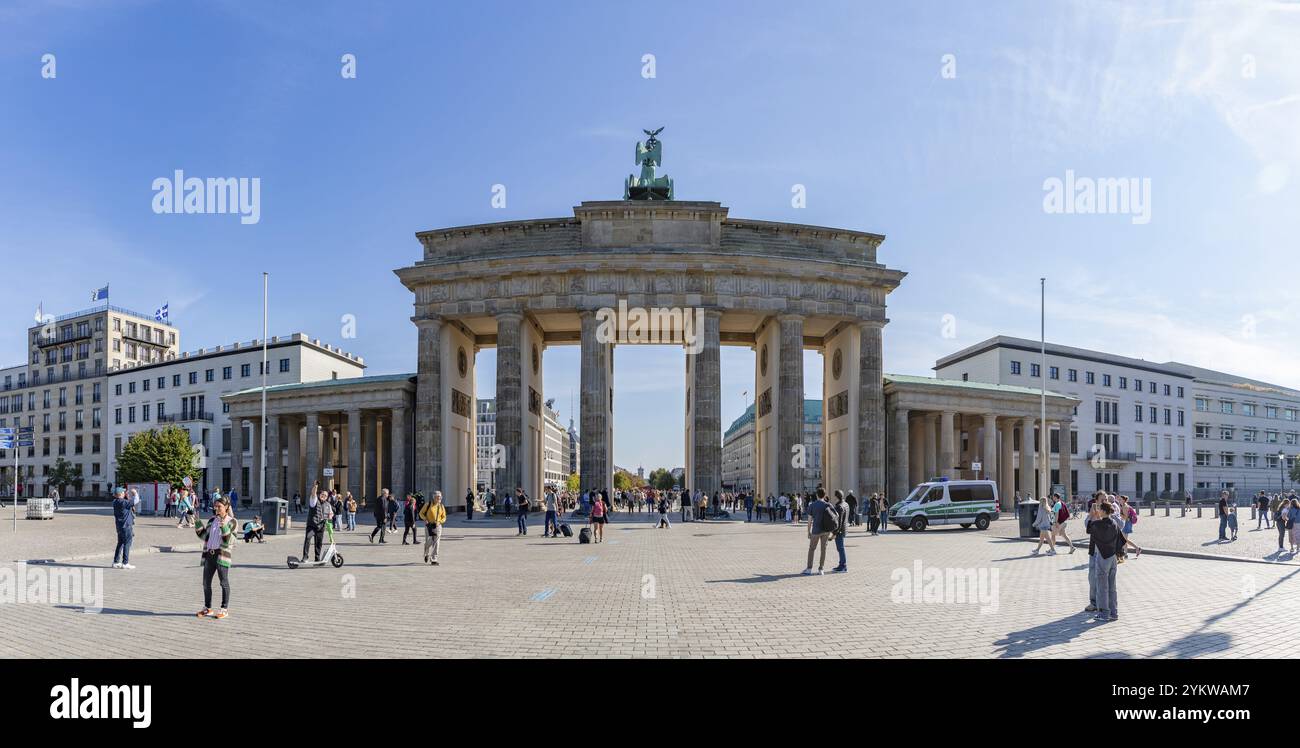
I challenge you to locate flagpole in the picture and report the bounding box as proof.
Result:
[1040,277,1048,501]
[260,272,268,505]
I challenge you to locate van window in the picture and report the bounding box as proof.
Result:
[969,484,995,502]
[949,486,973,502]
[921,486,945,503]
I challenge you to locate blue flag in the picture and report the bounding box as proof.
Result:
[91,285,108,302]
[155,303,169,322]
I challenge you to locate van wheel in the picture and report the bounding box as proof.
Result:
[910,516,927,532]
[974,515,990,530]
[960,523,971,529]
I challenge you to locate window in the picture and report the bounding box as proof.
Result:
[1067,369,1078,382]
[1177,386,1184,398]
[1134,378,1142,392]
[205,369,214,382]
[1244,454,1258,469]
[127,406,135,424]
[279,358,290,373]
[158,376,165,390]
[142,379,150,392]
[1196,398,1210,412]
[1030,363,1040,377]
[1195,451,1211,467]
[1164,408,1171,425]
[1196,424,1210,439]
[1220,427,1234,440]
[173,374,181,387]
[222,366,232,380]
[114,408,122,425]
[1220,453,1235,468]
[1049,366,1059,380]
[1244,428,1258,442]
[1177,410,1184,427]
[1102,374,1112,387]
[189,372,198,385]
[1119,376,1127,390]
[1148,381,1156,394]
[142,403,150,421]
[157,402,165,419]
[1134,404,1143,422]
[1163,384,1171,396]
[1010,361,1021,375]
[127,381,135,394]
[1085,371,1095,385]
[1149,406,1157,423]
[1221,401,1234,415]
[241,363,251,378]
[1243,403,1256,417]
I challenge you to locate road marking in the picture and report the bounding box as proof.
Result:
[583,556,598,565]
[529,588,556,602]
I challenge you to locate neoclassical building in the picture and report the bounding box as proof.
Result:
[393,200,905,508]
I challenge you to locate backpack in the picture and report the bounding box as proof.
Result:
[1128,507,1138,524]
[821,503,840,534]
[1056,504,1069,524]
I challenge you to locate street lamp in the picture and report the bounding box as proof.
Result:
[1280,450,1289,492]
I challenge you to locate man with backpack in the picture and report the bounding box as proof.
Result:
[369,488,390,544]
[801,488,837,576]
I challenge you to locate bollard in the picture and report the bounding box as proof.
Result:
[1149,504,1155,517]
[1181,505,1187,517]
[1251,506,1256,520]
[1196,506,1202,518]
[1165,502,1170,517]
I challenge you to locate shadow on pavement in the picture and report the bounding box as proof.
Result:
[56,605,193,618]
[993,612,1095,658]
[705,572,811,584]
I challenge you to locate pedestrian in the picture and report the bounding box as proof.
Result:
[331,491,344,532]
[401,493,420,544]
[369,488,390,544]
[543,486,561,538]
[228,485,239,509]
[1085,499,1125,623]
[1289,498,1300,554]
[345,492,357,531]
[878,494,891,533]
[387,492,400,533]
[1216,490,1230,541]
[465,488,475,521]
[1227,504,1239,541]
[830,490,849,572]
[242,514,265,543]
[744,492,754,523]
[420,491,447,565]
[302,490,333,563]
[1032,495,1057,555]
[590,493,608,542]
[195,496,235,619]
[1257,492,1271,530]
[846,491,859,527]
[1050,492,1076,553]
[111,486,138,569]
[1117,495,1142,557]
[801,488,835,576]
[1275,498,1289,552]
[865,492,880,535]
[514,487,530,535]
[292,491,302,514]
[656,495,671,529]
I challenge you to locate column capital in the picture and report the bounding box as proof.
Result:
[493,311,524,323]
[412,315,443,330]
[777,313,805,324]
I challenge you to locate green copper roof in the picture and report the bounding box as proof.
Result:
[725,399,822,438]
[225,372,415,399]
[885,373,1076,399]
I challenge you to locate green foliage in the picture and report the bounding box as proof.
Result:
[565,473,580,494]
[1290,458,1300,486]
[613,470,632,492]
[47,457,83,494]
[649,468,675,491]
[115,425,201,488]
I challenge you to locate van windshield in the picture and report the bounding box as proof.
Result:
[903,485,930,503]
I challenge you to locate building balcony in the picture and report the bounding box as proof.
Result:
[34,330,93,349]
[159,412,214,424]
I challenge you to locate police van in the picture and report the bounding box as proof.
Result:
[889,478,1000,531]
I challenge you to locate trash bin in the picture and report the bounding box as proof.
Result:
[261,498,289,535]
[1018,500,1040,538]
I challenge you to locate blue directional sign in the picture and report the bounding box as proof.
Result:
[17,426,34,433]
[0,427,14,435]
[0,441,13,450]
[17,440,33,447]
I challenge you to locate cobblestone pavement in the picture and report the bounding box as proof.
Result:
[988,507,1300,564]
[2,511,1296,658]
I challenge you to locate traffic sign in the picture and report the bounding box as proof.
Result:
[0,441,12,450]
[17,426,33,433]
[17,440,33,447]
[0,427,13,435]
[323,467,335,477]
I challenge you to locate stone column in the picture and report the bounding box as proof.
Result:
[265,416,281,499]
[1058,419,1073,503]
[908,415,925,488]
[690,309,722,498]
[304,412,319,496]
[981,413,998,483]
[322,421,335,491]
[579,310,611,495]
[390,406,407,500]
[999,420,1015,509]
[230,417,244,496]
[363,414,376,499]
[922,414,938,480]
[777,314,804,494]
[249,416,262,501]
[888,407,910,500]
[285,417,301,501]
[494,312,524,493]
[939,410,956,480]
[858,321,885,495]
[347,409,362,501]
[1019,417,1035,499]
[414,316,444,496]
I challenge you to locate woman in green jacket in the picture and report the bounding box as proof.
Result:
[196,496,235,619]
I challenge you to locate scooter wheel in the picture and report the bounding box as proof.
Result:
[331,554,344,568]
[287,557,299,569]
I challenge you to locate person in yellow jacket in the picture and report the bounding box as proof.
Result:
[419,491,447,565]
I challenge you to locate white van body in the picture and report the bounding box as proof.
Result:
[889,479,1000,531]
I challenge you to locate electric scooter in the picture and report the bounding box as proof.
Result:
[287,520,345,568]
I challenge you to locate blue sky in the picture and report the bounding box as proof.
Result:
[2,0,1298,470]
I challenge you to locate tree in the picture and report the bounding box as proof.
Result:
[116,425,201,488]
[47,457,83,496]
[649,468,675,491]
[1290,458,1300,487]
[613,470,633,492]
[565,473,580,494]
